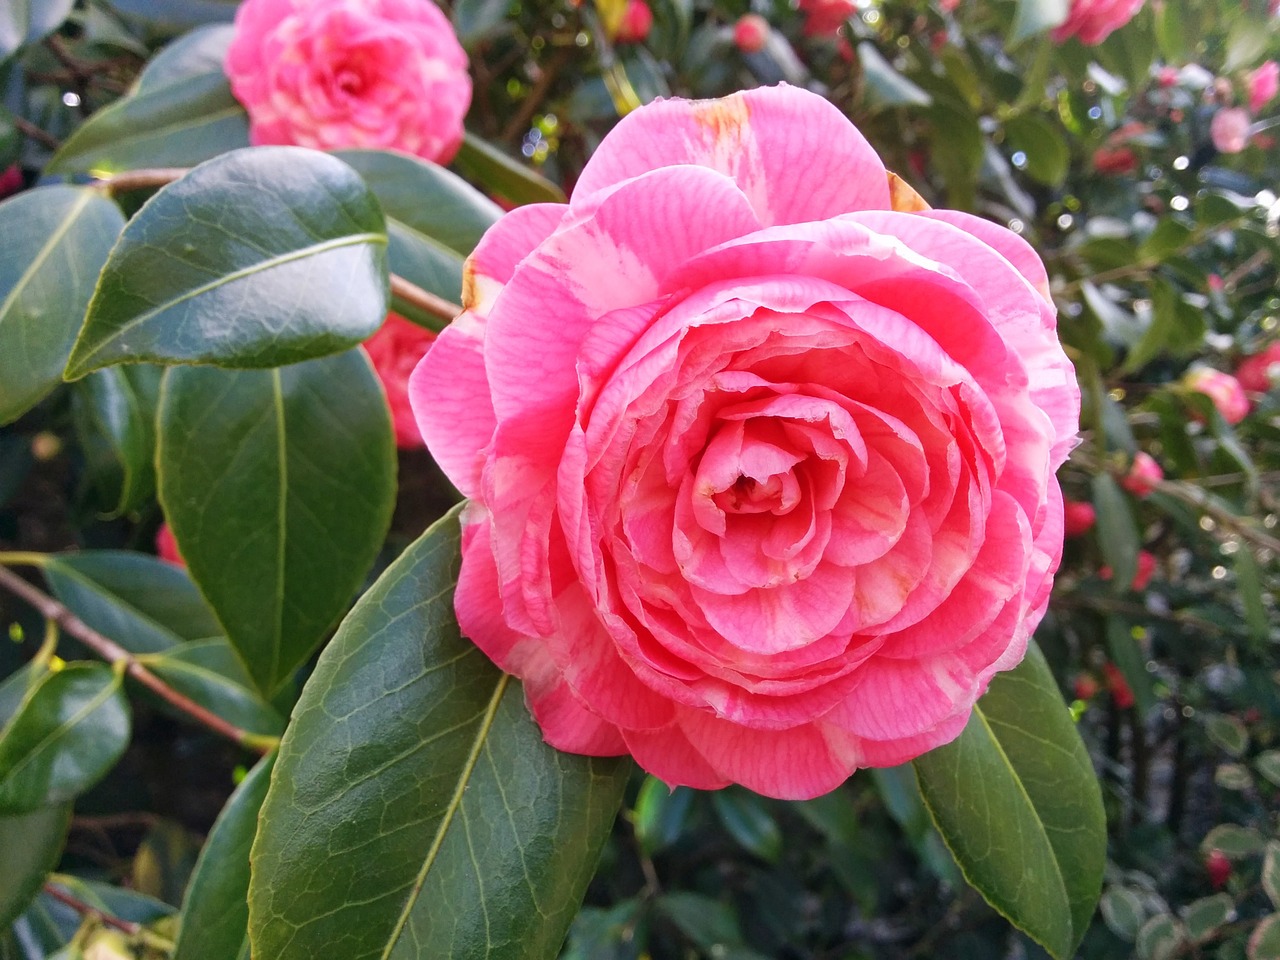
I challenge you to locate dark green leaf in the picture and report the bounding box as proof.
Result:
[1137,914,1185,960]
[452,0,513,44]
[871,765,959,886]
[857,43,931,109]
[333,148,501,317]
[71,365,163,516]
[0,186,125,426]
[632,776,693,856]
[1139,218,1193,262]
[1258,751,1280,788]
[1093,473,1139,594]
[142,640,284,737]
[1104,616,1156,716]
[1251,915,1280,960]
[173,753,275,960]
[65,148,388,377]
[0,663,131,815]
[1183,894,1233,943]
[0,805,71,930]
[914,643,1105,959]
[1008,0,1068,43]
[712,789,782,864]
[1205,713,1248,758]
[47,72,249,177]
[157,352,395,695]
[1004,114,1069,186]
[657,892,744,950]
[1100,887,1147,941]
[0,0,74,59]
[455,134,567,206]
[1263,843,1280,910]
[1234,547,1269,643]
[132,23,234,93]
[248,506,631,960]
[1201,824,1265,859]
[43,551,221,656]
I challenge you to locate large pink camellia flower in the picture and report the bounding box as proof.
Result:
[225,0,471,165]
[1051,0,1143,45]
[411,85,1079,800]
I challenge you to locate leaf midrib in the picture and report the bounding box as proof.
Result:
[0,190,94,329]
[379,672,511,959]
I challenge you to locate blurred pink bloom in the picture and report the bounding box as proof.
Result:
[1102,662,1136,707]
[1248,61,1279,113]
[1236,342,1280,393]
[799,0,858,36]
[1051,0,1143,45]
[363,313,437,449]
[616,0,653,43]
[1121,451,1163,498]
[939,0,960,11]
[733,13,770,53]
[1157,66,1179,87]
[0,165,21,198]
[1063,499,1096,537]
[409,85,1079,799]
[225,0,471,164]
[1211,107,1251,153]
[1185,367,1250,424]
[1092,145,1137,175]
[156,524,185,567]
[1207,273,1224,293]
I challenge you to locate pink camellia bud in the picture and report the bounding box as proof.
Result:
[1207,273,1224,293]
[1249,60,1279,113]
[1211,107,1251,154]
[1205,849,1231,890]
[1092,145,1138,175]
[1184,366,1250,424]
[1236,342,1280,393]
[1102,662,1135,708]
[156,523,186,567]
[939,0,960,11]
[0,165,21,199]
[1157,65,1179,88]
[1051,0,1144,45]
[1073,673,1100,700]
[1063,499,1097,537]
[733,13,770,53]
[616,0,653,42]
[798,0,858,36]
[1098,549,1157,591]
[1121,451,1163,497]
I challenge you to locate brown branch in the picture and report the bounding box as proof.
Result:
[98,167,190,195]
[0,565,275,754]
[390,273,462,324]
[42,884,140,935]
[13,116,61,150]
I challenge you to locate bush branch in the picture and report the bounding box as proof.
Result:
[0,564,277,754]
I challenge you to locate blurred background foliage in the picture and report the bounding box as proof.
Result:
[1,0,1279,957]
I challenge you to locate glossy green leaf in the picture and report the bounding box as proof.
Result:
[248,506,631,960]
[65,147,388,378]
[1104,616,1156,717]
[712,789,782,864]
[43,551,221,656]
[1100,887,1146,941]
[173,753,275,960]
[1234,546,1269,643]
[1201,824,1265,859]
[1008,0,1068,43]
[71,365,162,516]
[632,777,693,856]
[657,893,744,951]
[133,23,235,93]
[1183,893,1233,943]
[857,43,931,108]
[455,133,567,206]
[142,640,284,737]
[1093,473,1139,594]
[870,765,959,886]
[47,71,249,177]
[333,148,501,319]
[0,186,125,426]
[1251,915,1280,960]
[157,352,395,695]
[913,643,1105,959]
[453,0,514,44]
[0,663,131,815]
[0,0,74,59]
[1004,114,1069,186]
[0,805,72,930]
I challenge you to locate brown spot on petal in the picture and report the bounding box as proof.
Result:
[692,94,752,149]
[461,257,482,310]
[887,171,931,212]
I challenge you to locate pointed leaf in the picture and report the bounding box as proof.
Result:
[47,71,249,177]
[42,551,221,656]
[133,23,235,94]
[0,805,72,929]
[64,147,388,378]
[454,134,567,206]
[1008,0,1068,42]
[0,663,131,815]
[142,640,284,737]
[71,365,163,516]
[248,506,631,960]
[0,0,74,59]
[0,186,125,425]
[712,789,781,864]
[156,352,395,695]
[1104,616,1156,717]
[913,643,1105,959]
[1093,473,1139,594]
[173,753,275,960]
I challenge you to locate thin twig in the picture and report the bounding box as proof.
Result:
[12,116,60,150]
[0,564,277,754]
[99,167,191,195]
[390,274,462,324]
[42,884,140,935]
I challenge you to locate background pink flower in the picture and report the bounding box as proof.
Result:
[1050,0,1143,44]
[1121,451,1163,497]
[1211,107,1251,153]
[363,312,437,449]
[1184,366,1250,424]
[615,0,653,43]
[225,0,471,164]
[799,0,858,36]
[1063,499,1096,537]
[1249,61,1279,113]
[1236,342,1280,392]
[411,85,1078,800]
[733,14,770,53]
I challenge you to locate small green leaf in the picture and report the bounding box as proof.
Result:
[1205,713,1248,758]
[0,805,71,929]
[452,0,514,44]
[157,352,395,696]
[1183,893,1234,943]
[1140,218,1194,262]
[712,789,782,864]
[1104,617,1156,717]
[1100,887,1147,942]
[1137,914,1186,960]
[65,147,389,378]
[0,0,74,59]
[43,551,221,656]
[454,134,567,206]
[913,643,1105,959]
[1234,547,1270,643]
[0,186,125,426]
[1252,914,1280,960]
[132,23,235,94]
[857,43,932,109]
[1258,751,1280,787]
[1008,0,1068,44]
[1004,114,1069,186]
[142,640,285,737]
[71,365,163,516]
[248,506,631,960]
[657,892,744,951]
[1264,843,1280,910]
[1201,824,1265,859]
[47,71,249,177]
[632,776,693,855]
[0,663,131,815]
[1093,473,1139,594]
[173,753,275,960]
